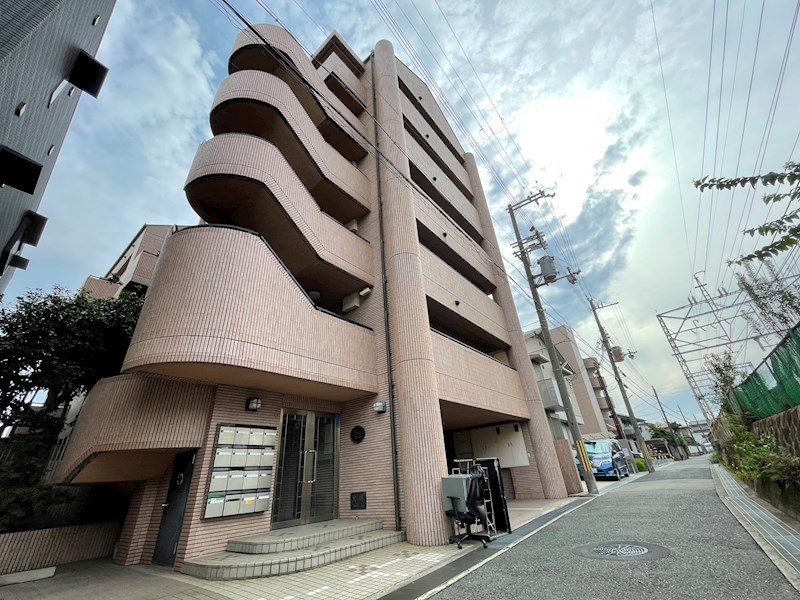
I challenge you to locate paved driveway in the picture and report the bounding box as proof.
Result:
[432,456,799,600]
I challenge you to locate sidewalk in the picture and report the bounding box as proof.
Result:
[0,495,581,600]
[713,463,800,590]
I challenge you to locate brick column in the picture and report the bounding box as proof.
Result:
[114,479,161,565]
[464,153,568,500]
[371,40,450,545]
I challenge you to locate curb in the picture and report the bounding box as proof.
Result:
[711,464,800,593]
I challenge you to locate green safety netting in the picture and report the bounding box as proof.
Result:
[734,327,800,420]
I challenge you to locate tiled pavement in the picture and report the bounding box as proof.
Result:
[0,541,465,600]
[714,463,800,590]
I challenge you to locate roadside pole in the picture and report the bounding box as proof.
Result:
[653,386,686,459]
[508,193,598,495]
[589,297,655,474]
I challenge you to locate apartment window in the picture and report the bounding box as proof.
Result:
[91,14,100,26]
[14,102,26,117]
[47,145,55,156]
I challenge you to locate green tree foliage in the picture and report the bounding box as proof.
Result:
[649,423,691,448]
[0,287,143,532]
[0,287,143,435]
[736,260,800,339]
[705,351,743,415]
[693,162,800,263]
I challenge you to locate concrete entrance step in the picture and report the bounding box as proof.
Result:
[182,528,405,580]
[227,518,384,554]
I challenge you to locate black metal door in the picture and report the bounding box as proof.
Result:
[153,450,196,566]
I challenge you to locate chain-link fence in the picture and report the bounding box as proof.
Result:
[734,325,800,420]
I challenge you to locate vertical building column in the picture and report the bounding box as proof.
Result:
[371,40,450,545]
[464,153,568,500]
[114,479,161,565]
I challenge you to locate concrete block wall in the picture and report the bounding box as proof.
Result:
[753,405,800,457]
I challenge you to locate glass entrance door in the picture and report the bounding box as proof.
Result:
[272,411,338,528]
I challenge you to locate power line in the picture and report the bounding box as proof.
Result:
[693,0,717,287]
[649,0,693,285]
[703,0,730,278]
[723,0,798,288]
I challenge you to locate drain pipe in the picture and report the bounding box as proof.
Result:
[369,52,402,532]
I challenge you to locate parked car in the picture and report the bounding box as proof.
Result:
[582,439,630,480]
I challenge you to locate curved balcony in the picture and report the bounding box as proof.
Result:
[54,374,214,484]
[229,24,367,162]
[123,226,378,401]
[432,331,530,419]
[210,70,370,223]
[186,133,372,295]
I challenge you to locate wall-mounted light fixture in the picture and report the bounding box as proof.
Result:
[373,400,387,414]
[245,397,262,412]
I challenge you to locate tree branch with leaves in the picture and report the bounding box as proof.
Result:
[693,162,800,263]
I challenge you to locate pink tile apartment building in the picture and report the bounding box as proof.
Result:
[53,25,569,571]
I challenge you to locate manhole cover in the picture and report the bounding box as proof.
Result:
[572,541,670,562]
[592,543,648,557]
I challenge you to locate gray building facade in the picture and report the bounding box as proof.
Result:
[0,0,115,297]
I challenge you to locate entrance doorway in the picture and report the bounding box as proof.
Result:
[153,449,196,566]
[272,411,338,528]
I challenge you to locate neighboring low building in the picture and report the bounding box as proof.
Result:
[552,325,615,438]
[583,356,623,437]
[617,413,652,456]
[524,328,584,441]
[1,0,115,297]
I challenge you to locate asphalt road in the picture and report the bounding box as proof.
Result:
[432,456,799,600]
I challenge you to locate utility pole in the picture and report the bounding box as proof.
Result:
[592,363,625,440]
[508,193,598,495]
[589,297,655,473]
[653,386,686,459]
[677,405,697,454]
[652,386,671,431]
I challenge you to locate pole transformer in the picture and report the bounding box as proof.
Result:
[508,193,598,495]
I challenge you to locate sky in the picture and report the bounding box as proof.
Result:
[4,0,800,428]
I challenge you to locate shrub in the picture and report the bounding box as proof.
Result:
[710,452,722,464]
[721,414,800,485]
[634,458,646,472]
